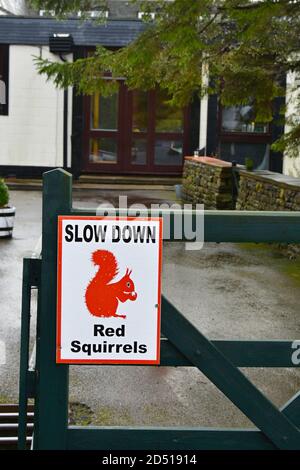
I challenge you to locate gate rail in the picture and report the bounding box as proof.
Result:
[18,169,300,450]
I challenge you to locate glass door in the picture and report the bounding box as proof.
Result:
[153,89,186,170]
[83,86,189,174]
[83,83,124,173]
[129,90,149,170]
[126,89,189,173]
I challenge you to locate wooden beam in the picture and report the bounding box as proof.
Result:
[161,296,300,449]
[70,208,300,243]
[67,427,276,450]
[160,339,300,368]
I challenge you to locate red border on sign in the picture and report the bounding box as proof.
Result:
[56,216,163,365]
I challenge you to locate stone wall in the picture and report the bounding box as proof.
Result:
[182,157,235,209]
[236,170,300,211]
[182,157,300,212]
[182,158,300,257]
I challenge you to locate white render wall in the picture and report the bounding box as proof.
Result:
[198,62,209,153]
[282,70,300,177]
[0,45,73,168]
[0,0,28,15]
[199,94,208,152]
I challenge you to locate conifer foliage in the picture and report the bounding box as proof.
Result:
[29,0,300,154]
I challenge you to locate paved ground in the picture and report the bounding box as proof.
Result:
[0,189,299,428]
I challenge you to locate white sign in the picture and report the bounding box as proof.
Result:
[57,216,163,365]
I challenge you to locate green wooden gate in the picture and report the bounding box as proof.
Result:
[18,169,300,450]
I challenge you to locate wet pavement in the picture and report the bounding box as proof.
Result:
[0,189,299,428]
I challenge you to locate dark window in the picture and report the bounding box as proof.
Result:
[222,105,269,134]
[219,104,272,169]
[0,45,9,116]
[220,142,270,169]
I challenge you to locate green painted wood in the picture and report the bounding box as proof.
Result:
[61,339,298,368]
[212,340,300,368]
[27,169,299,450]
[67,427,276,450]
[281,392,300,427]
[18,257,40,451]
[160,339,300,368]
[161,296,300,449]
[18,259,32,450]
[203,211,300,243]
[70,208,300,243]
[26,370,36,399]
[33,169,72,450]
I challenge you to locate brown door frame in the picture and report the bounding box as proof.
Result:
[82,82,127,173]
[83,85,190,175]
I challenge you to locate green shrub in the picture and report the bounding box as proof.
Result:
[0,179,9,208]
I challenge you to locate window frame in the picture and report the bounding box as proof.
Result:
[218,104,272,145]
[83,85,190,174]
[0,44,9,116]
[81,46,190,174]
[83,81,125,172]
[217,103,273,168]
[126,88,190,173]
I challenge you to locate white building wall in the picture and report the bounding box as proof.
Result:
[0,45,73,168]
[0,0,28,15]
[198,62,209,153]
[199,95,208,152]
[283,70,300,177]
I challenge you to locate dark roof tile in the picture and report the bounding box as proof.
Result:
[0,16,145,46]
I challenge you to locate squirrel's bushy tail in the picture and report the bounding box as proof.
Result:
[92,249,118,284]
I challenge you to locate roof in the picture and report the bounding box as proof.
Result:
[0,16,146,47]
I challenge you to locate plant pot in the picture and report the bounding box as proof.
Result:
[0,206,15,238]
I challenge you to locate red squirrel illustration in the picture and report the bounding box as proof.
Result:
[85,250,137,319]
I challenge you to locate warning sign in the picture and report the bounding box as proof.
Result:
[56,216,163,364]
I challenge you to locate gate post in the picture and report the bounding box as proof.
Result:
[33,169,72,449]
